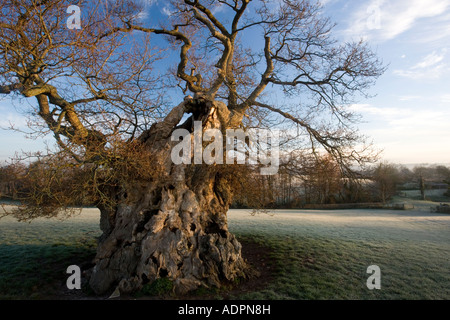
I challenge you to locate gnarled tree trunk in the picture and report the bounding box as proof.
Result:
[89,96,251,295]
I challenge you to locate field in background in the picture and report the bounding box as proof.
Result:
[398,189,449,202]
[0,203,449,299]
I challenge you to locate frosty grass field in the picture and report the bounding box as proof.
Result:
[0,200,449,299]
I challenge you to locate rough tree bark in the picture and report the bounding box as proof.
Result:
[89,95,251,295]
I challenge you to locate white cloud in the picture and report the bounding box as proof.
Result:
[133,0,160,21]
[414,13,450,44]
[392,65,447,80]
[397,95,421,102]
[349,103,450,163]
[348,104,404,116]
[134,10,149,21]
[211,2,226,14]
[412,51,446,69]
[0,113,29,129]
[345,0,450,42]
[161,6,173,16]
[140,0,158,5]
[393,49,448,80]
[320,0,339,6]
[349,104,450,134]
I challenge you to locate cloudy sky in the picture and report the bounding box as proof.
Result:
[321,0,450,164]
[1,0,449,165]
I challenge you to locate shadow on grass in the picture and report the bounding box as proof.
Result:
[0,239,280,301]
[0,243,96,299]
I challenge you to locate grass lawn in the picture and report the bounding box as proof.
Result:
[228,208,450,300]
[0,204,449,300]
[0,207,101,299]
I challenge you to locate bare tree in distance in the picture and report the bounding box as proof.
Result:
[371,162,400,204]
[0,0,385,295]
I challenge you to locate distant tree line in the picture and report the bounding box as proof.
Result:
[1,157,450,209]
[231,154,450,208]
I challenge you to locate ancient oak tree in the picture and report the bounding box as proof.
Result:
[0,0,384,295]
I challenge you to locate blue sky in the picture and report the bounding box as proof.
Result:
[1,0,450,165]
[321,0,450,164]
